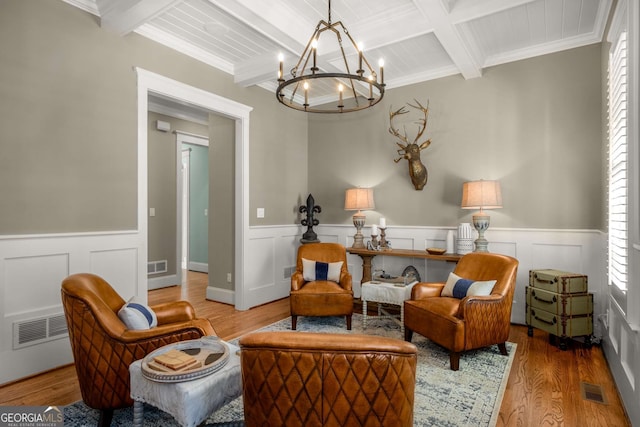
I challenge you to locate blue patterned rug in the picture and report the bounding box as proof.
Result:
[63,314,515,426]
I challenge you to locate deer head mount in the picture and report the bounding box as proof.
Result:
[388,100,431,191]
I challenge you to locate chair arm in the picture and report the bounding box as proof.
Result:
[119,318,216,342]
[339,271,352,291]
[411,282,445,300]
[291,272,305,291]
[152,301,197,324]
[457,295,507,321]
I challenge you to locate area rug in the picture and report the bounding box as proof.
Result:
[64,314,515,426]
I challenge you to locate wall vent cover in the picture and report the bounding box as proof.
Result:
[148,260,168,275]
[13,313,68,350]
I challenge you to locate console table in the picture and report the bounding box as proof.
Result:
[347,247,461,283]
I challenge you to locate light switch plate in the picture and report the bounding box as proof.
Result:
[257,208,265,218]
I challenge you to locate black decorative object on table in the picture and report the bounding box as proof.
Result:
[299,194,321,244]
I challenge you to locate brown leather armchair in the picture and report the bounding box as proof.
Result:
[404,252,518,371]
[61,273,216,426]
[290,242,353,330]
[240,331,417,427]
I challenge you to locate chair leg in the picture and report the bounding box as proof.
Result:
[98,409,113,427]
[404,327,413,342]
[291,315,297,330]
[498,342,508,355]
[346,315,352,330]
[450,352,460,371]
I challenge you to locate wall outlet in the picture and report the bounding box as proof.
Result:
[227,273,232,283]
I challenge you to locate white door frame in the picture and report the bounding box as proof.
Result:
[136,68,253,309]
[181,147,190,273]
[176,131,209,279]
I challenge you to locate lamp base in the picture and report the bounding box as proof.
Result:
[472,212,491,252]
[352,212,366,248]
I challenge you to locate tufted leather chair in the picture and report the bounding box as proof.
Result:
[239,331,417,427]
[61,273,216,427]
[404,252,518,371]
[290,242,354,330]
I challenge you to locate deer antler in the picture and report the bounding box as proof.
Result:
[407,99,430,144]
[388,106,410,145]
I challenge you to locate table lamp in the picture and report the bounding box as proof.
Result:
[461,180,502,252]
[344,188,375,248]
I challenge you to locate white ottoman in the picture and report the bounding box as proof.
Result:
[361,281,418,334]
[129,341,241,427]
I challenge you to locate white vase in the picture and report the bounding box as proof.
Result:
[446,230,454,254]
[456,223,474,254]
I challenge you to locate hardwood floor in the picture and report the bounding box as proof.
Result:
[0,271,630,426]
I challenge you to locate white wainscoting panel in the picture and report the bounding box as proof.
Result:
[0,225,605,386]
[0,231,143,384]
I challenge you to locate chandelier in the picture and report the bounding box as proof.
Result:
[276,0,385,113]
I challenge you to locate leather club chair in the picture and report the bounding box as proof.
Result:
[61,273,216,426]
[404,252,518,371]
[290,242,353,330]
[240,331,417,427]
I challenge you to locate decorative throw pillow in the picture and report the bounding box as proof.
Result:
[118,297,158,330]
[302,258,343,283]
[441,272,497,299]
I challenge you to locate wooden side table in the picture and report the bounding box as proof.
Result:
[347,247,461,283]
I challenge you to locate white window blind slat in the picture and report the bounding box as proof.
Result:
[608,27,628,293]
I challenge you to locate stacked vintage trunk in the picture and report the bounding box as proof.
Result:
[526,269,593,350]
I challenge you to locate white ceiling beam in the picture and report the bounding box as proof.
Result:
[98,0,185,36]
[412,0,482,79]
[448,0,538,24]
[207,0,311,87]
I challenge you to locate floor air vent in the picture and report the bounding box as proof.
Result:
[580,382,607,404]
[13,313,69,350]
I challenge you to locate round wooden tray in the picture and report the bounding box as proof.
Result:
[141,337,229,383]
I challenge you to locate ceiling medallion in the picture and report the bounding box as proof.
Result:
[276,0,385,113]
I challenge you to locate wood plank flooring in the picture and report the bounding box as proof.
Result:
[0,271,630,426]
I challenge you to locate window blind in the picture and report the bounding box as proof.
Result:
[608,30,628,294]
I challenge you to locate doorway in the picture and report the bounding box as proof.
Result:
[136,68,253,309]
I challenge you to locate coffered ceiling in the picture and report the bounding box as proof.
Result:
[64,0,612,94]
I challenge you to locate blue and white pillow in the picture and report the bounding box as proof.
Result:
[441,272,497,299]
[302,258,343,283]
[118,298,158,330]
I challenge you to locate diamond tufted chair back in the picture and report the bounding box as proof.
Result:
[61,273,216,426]
[239,331,417,427]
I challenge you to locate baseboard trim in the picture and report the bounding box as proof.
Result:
[206,285,234,305]
[189,262,208,273]
[148,274,178,290]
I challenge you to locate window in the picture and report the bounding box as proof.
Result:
[607,2,629,311]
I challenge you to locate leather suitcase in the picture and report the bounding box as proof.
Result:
[526,307,593,350]
[526,286,593,316]
[529,269,588,294]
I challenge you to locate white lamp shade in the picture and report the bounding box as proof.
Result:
[461,180,502,210]
[344,188,375,211]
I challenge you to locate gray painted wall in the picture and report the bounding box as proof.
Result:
[308,44,604,231]
[0,0,308,237]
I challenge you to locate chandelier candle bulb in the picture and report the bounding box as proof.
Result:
[368,75,373,100]
[358,42,364,74]
[303,82,309,106]
[379,59,385,85]
[311,39,318,72]
[338,84,344,107]
[278,54,284,82]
